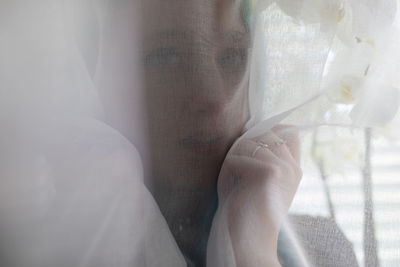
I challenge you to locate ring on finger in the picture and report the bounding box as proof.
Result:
[251,139,286,157]
[251,141,269,157]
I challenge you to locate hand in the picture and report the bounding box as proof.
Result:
[216,125,302,267]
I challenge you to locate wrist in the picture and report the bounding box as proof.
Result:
[228,220,281,267]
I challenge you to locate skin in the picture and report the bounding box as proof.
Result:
[141,0,249,265]
[216,125,302,266]
[97,0,302,266]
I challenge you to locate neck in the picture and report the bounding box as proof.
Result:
[147,173,219,267]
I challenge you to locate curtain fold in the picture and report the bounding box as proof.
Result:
[0,0,399,266]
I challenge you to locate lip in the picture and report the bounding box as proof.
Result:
[179,135,225,154]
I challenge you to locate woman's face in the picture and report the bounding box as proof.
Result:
[141,0,250,190]
[96,1,251,263]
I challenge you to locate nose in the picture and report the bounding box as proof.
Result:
[185,46,228,115]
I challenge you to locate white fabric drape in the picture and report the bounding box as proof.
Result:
[1,0,399,266]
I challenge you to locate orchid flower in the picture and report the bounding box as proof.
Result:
[249,0,400,128]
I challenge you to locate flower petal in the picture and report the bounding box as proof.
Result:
[350,85,400,126]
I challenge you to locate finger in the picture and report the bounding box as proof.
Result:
[230,137,299,188]
[233,131,282,157]
[217,153,282,200]
[234,130,295,165]
[246,130,301,181]
[254,130,294,163]
[271,125,301,164]
[218,153,301,209]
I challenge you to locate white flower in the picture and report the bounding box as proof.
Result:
[323,38,374,103]
[252,0,400,128]
[335,1,356,46]
[326,75,363,104]
[321,0,400,127]
[349,0,398,39]
[350,84,400,127]
[376,109,400,142]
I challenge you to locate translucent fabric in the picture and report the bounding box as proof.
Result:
[1,0,399,266]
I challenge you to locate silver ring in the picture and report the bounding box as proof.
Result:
[251,139,286,157]
[251,141,269,157]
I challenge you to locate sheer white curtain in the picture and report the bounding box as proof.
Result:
[0,0,399,266]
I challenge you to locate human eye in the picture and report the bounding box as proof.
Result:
[217,47,248,69]
[144,47,182,67]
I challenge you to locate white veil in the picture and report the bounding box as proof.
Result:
[1,1,184,266]
[1,0,400,266]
